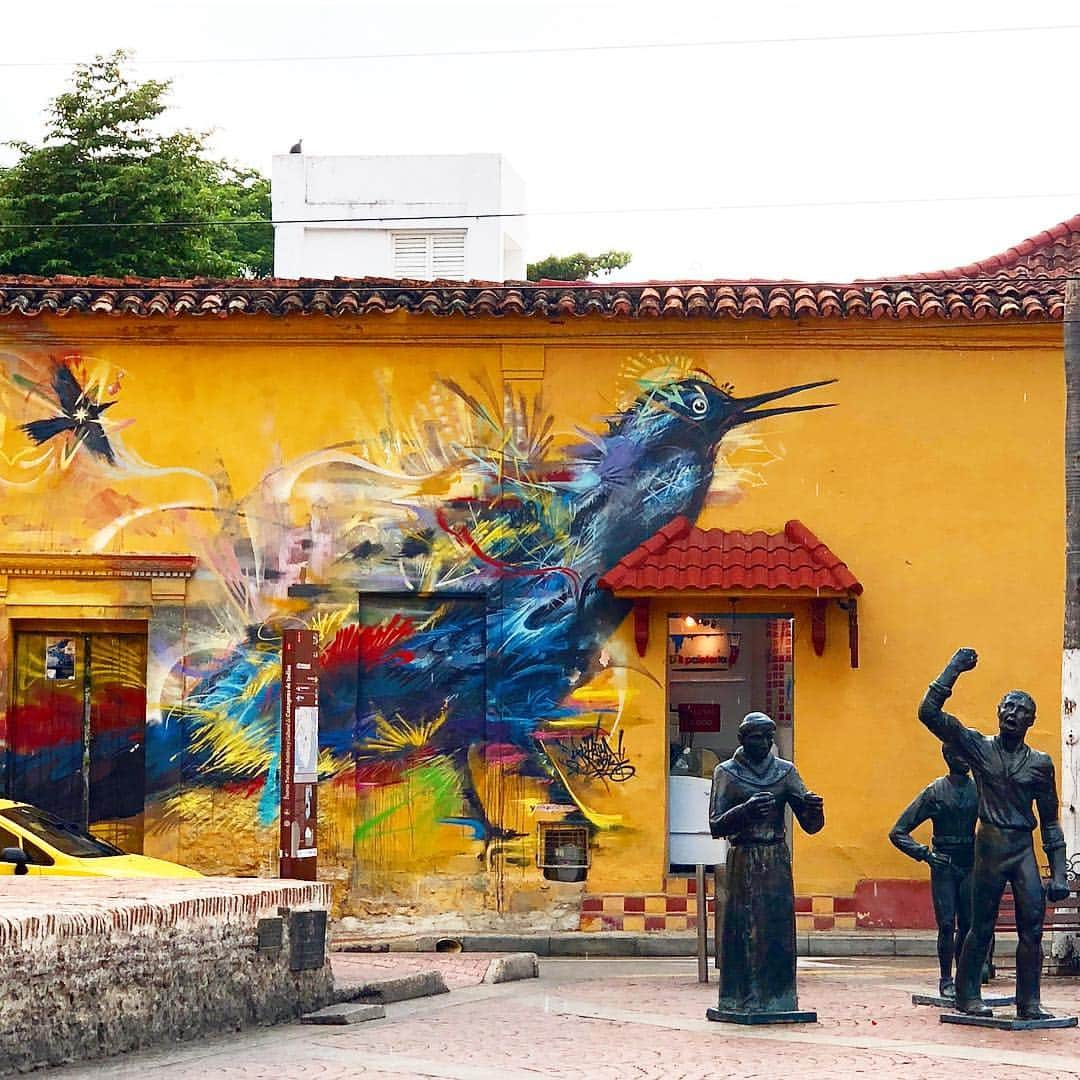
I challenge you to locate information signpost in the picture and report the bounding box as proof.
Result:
[279,629,319,881]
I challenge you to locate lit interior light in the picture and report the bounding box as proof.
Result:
[684,616,697,628]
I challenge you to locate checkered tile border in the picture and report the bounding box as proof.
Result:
[580,881,856,932]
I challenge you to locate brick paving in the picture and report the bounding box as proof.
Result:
[52,956,1080,1079]
[331,952,498,990]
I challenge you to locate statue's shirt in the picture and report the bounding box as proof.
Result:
[708,748,824,844]
[890,775,978,861]
[919,702,1057,832]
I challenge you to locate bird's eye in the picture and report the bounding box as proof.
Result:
[690,395,709,418]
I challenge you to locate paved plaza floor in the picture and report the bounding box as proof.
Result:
[51,955,1080,1078]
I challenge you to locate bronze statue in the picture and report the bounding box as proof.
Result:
[706,712,824,1024]
[919,648,1070,1021]
[890,743,998,1001]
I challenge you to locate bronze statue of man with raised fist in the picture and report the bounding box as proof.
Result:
[918,647,1069,1020]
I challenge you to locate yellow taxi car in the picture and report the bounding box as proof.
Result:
[0,799,201,878]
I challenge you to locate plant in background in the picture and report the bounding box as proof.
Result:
[526,249,632,282]
[0,51,272,278]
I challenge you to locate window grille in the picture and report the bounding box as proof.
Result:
[537,824,590,871]
[392,230,466,280]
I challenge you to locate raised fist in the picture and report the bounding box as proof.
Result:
[950,648,978,672]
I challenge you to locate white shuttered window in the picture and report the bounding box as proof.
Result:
[391,230,467,280]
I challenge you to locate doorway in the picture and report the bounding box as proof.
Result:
[666,612,794,874]
[8,625,148,852]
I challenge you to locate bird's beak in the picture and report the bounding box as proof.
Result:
[730,379,837,425]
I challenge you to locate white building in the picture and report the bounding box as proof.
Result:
[271,153,526,282]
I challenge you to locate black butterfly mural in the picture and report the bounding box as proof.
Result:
[20,364,117,465]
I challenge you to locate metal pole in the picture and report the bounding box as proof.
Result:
[695,863,708,983]
[1061,276,1080,965]
[713,864,723,969]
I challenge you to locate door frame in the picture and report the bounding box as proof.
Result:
[0,552,196,800]
[663,608,797,876]
[8,619,150,836]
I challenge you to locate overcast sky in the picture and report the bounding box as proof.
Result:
[2,0,1080,281]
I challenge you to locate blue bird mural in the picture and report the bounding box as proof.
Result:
[139,369,836,848]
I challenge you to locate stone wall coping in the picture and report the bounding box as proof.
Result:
[0,552,197,578]
[0,877,331,950]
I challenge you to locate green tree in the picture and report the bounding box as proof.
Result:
[0,52,272,278]
[526,250,632,282]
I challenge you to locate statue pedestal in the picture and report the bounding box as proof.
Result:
[706,1007,817,1025]
[912,993,1014,1008]
[941,1012,1078,1030]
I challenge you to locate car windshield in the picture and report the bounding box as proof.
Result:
[0,806,124,858]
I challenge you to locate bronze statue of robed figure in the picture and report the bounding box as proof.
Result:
[707,712,824,1024]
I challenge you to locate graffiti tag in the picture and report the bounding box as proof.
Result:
[561,729,636,783]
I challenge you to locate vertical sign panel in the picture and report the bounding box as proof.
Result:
[280,629,319,880]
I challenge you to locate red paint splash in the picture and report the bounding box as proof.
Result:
[484,742,527,766]
[90,685,150,735]
[533,726,610,742]
[321,617,416,673]
[435,508,580,591]
[352,759,407,788]
[7,700,82,752]
[222,778,265,799]
[9,686,149,753]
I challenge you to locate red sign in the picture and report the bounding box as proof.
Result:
[677,703,722,734]
[279,629,319,881]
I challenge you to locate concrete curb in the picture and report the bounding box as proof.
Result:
[302,1003,386,1025]
[334,931,949,958]
[484,953,540,983]
[334,969,450,1005]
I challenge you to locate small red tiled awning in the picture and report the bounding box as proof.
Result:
[599,517,863,667]
[598,516,862,595]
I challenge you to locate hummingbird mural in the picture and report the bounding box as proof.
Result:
[142,369,836,846]
[19,362,117,465]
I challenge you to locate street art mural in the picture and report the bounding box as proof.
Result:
[0,347,834,905]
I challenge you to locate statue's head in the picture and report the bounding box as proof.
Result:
[941,741,970,777]
[997,690,1036,739]
[738,712,776,765]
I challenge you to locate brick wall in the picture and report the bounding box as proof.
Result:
[0,878,334,1073]
[765,618,793,728]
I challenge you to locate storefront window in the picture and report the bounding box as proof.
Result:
[666,613,794,874]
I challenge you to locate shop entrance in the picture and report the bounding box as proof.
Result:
[667,612,794,874]
[8,625,148,852]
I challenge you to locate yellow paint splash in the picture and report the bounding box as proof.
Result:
[359,706,449,756]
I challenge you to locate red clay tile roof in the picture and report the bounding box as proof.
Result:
[886,213,1080,282]
[0,273,1063,321]
[598,516,862,595]
[0,212,1077,322]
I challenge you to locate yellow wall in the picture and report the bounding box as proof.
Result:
[0,313,1064,910]
[539,331,1065,897]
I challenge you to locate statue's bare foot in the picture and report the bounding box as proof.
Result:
[938,978,956,999]
[1018,1003,1054,1021]
[957,998,993,1017]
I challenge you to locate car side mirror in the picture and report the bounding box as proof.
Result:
[0,847,29,876]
